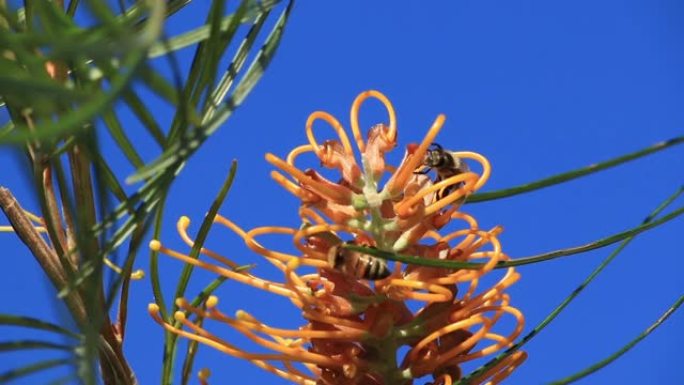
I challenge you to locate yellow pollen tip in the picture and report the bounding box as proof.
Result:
[175,297,187,308]
[147,303,160,313]
[206,295,219,308]
[287,257,301,270]
[131,269,145,279]
[198,368,211,380]
[235,309,256,322]
[174,311,186,321]
[149,240,161,251]
[178,216,190,228]
[264,152,277,163]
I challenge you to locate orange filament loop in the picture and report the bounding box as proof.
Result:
[306,111,354,157]
[350,90,397,153]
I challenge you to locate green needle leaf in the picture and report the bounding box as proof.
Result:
[498,202,684,268]
[343,197,683,271]
[160,160,238,385]
[468,137,683,203]
[548,295,684,385]
[122,90,166,146]
[0,358,72,383]
[0,340,74,352]
[456,186,684,385]
[102,109,146,169]
[0,0,165,144]
[0,314,80,339]
[342,244,482,270]
[172,160,238,309]
[147,0,280,58]
[128,0,293,183]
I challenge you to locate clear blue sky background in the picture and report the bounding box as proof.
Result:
[1,1,683,384]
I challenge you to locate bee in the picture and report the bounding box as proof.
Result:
[414,143,469,198]
[327,242,391,281]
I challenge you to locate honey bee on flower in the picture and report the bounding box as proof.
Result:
[327,241,391,281]
[414,143,471,200]
[149,91,526,385]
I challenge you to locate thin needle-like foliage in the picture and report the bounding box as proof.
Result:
[0,2,680,385]
[1,0,294,383]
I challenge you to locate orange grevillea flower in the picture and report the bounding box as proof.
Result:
[149,90,526,385]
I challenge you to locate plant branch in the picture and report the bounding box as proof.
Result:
[0,186,87,325]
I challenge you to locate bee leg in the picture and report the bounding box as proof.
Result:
[436,185,452,200]
[413,166,432,175]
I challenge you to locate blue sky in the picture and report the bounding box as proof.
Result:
[1,1,683,384]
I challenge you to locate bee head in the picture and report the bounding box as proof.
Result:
[424,149,443,168]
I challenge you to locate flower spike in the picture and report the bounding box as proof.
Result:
[152,91,525,384]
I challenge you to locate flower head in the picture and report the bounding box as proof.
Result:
[149,91,525,384]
